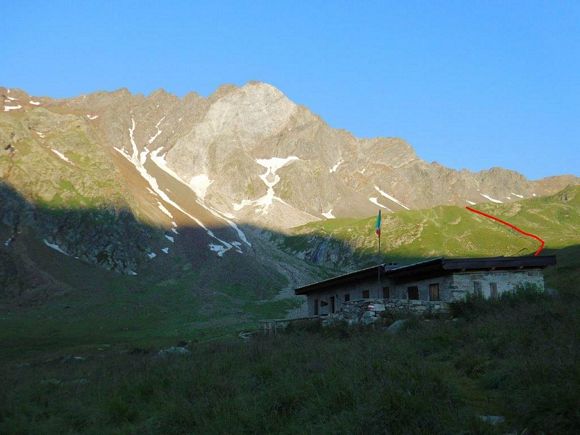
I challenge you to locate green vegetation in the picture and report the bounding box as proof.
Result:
[283,186,580,265]
[0,187,578,433]
[1,284,578,433]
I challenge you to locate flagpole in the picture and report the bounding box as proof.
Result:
[377,233,381,297]
[377,210,381,297]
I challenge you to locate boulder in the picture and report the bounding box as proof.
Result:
[386,319,409,335]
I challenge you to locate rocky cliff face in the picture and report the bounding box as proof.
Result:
[0,82,577,277]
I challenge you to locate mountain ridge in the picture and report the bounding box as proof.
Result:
[1,82,578,274]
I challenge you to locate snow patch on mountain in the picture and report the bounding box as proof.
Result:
[189,174,213,201]
[322,209,335,219]
[161,247,169,254]
[209,243,227,257]
[148,117,165,144]
[234,156,299,215]
[146,187,157,196]
[139,147,151,166]
[43,239,68,255]
[51,149,72,163]
[165,235,174,243]
[369,197,389,210]
[374,186,410,210]
[511,192,524,198]
[29,100,41,105]
[87,114,98,120]
[4,105,22,112]
[115,121,235,256]
[466,200,476,205]
[150,147,249,248]
[480,193,503,204]
[329,159,343,173]
[147,252,157,259]
[157,201,173,218]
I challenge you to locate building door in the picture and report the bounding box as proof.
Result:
[314,299,319,315]
[330,296,335,313]
[382,286,390,299]
[429,283,440,301]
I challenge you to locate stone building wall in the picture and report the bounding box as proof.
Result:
[388,275,453,301]
[449,270,545,300]
[307,275,389,316]
[303,268,546,316]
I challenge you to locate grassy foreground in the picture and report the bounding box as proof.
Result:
[1,283,578,434]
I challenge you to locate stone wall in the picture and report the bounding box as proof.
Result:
[324,298,449,326]
[303,268,546,317]
[450,270,545,300]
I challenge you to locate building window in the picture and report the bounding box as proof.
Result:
[473,281,482,296]
[429,283,440,301]
[344,293,350,302]
[362,290,370,299]
[489,282,498,299]
[382,286,390,299]
[407,286,419,300]
[314,299,319,315]
[330,296,335,313]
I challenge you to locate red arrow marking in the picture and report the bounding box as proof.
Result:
[465,206,545,256]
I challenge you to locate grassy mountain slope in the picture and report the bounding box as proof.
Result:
[279,185,580,269]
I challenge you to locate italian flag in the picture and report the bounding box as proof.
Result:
[375,209,382,237]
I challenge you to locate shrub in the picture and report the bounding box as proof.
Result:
[450,283,549,319]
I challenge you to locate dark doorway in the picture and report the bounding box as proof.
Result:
[382,286,390,299]
[407,286,419,300]
[330,296,335,313]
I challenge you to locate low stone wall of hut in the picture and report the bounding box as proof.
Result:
[325,298,449,326]
[383,298,450,315]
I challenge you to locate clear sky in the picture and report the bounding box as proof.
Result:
[2,1,578,179]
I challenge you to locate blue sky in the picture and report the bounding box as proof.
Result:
[2,1,578,179]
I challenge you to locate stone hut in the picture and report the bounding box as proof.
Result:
[294,256,557,317]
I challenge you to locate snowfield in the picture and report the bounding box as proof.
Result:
[322,209,335,219]
[369,197,389,210]
[43,239,68,255]
[374,186,410,210]
[480,193,503,204]
[51,149,72,163]
[189,174,213,201]
[115,119,243,257]
[233,156,299,214]
[329,159,343,173]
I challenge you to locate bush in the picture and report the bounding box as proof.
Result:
[450,283,549,319]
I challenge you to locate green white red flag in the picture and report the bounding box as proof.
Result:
[375,209,382,237]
